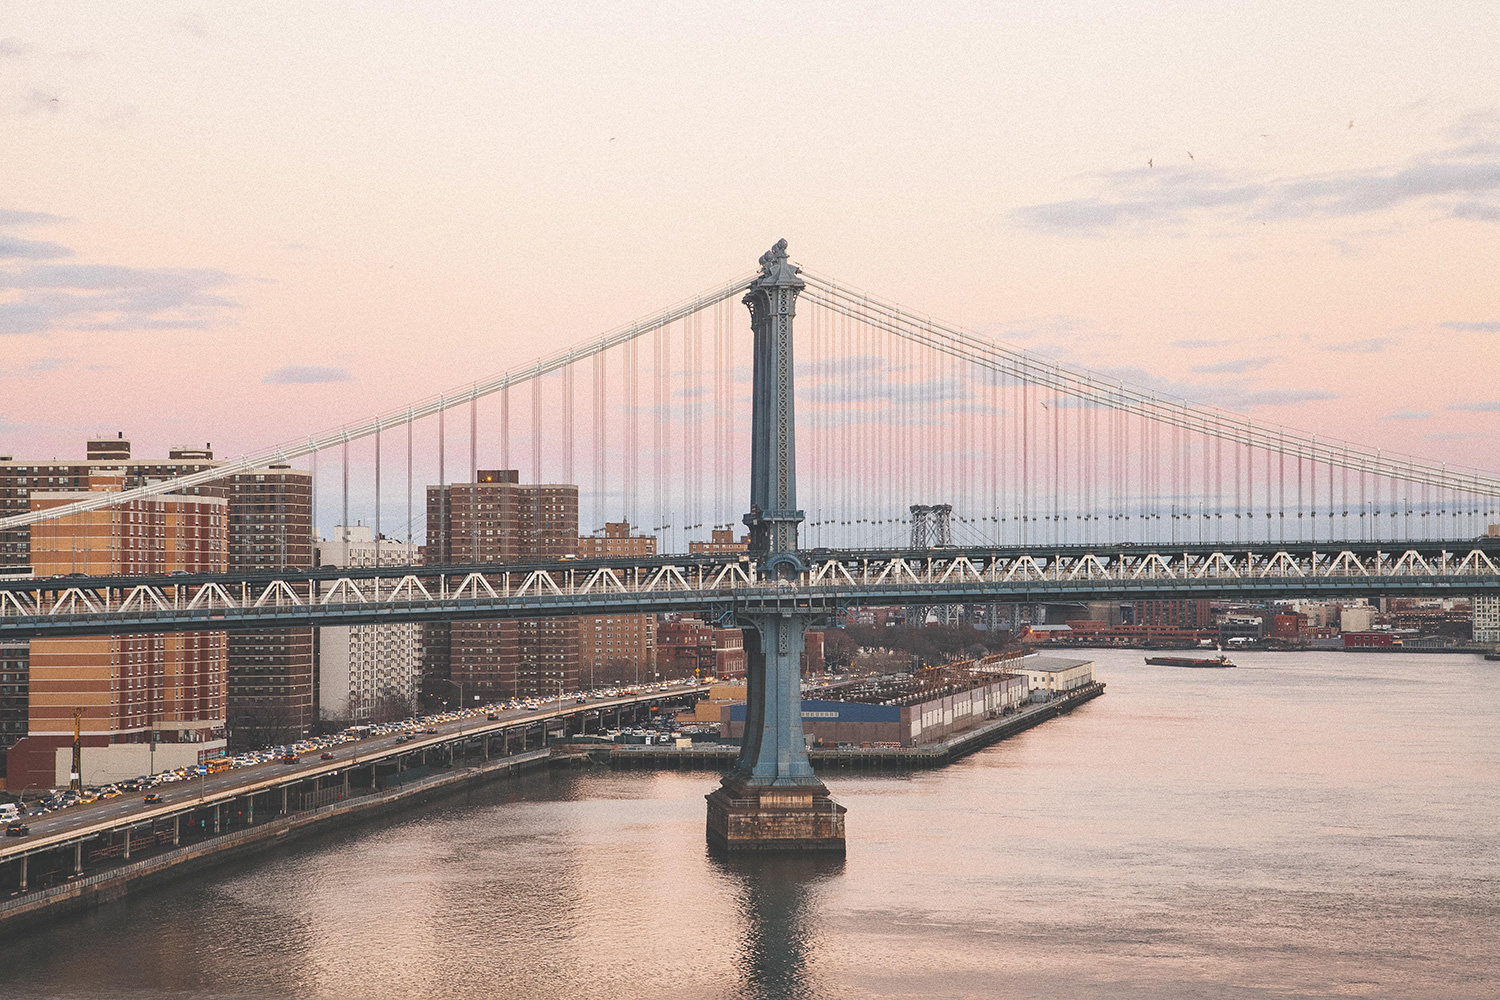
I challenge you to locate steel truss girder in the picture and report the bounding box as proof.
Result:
[2,545,1498,637]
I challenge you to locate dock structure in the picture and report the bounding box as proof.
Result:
[607,682,1104,770]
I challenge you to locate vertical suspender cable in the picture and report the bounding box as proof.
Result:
[653,324,665,547]
[406,410,413,560]
[713,300,724,530]
[341,438,349,545]
[625,339,638,526]
[531,377,542,553]
[500,386,510,473]
[311,446,319,549]
[469,395,478,561]
[1277,433,1285,544]
[437,402,446,563]
[374,423,381,568]
[562,363,575,501]
[469,395,478,483]
[593,351,606,534]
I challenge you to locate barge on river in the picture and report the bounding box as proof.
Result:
[1144,655,1236,668]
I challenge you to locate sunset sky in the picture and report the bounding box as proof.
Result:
[3,2,1498,474]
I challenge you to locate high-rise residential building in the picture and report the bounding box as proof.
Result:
[316,525,421,722]
[223,466,314,747]
[1339,604,1376,633]
[0,439,316,755]
[0,641,28,768]
[425,471,580,702]
[0,437,223,571]
[1472,596,1500,643]
[577,522,656,689]
[5,474,229,788]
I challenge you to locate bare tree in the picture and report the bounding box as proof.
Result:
[230,704,299,750]
[370,692,414,724]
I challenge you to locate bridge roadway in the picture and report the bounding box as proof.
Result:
[0,685,698,887]
[2,539,1498,637]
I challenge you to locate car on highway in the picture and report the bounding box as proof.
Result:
[279,753,298,764]
[319,752,334,760]
[143,793,162,804]
[4,821,28,837]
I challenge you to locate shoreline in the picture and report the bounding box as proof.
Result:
[0,748,550,936]
[0,684,1108,934]
[1036,644,1493,656]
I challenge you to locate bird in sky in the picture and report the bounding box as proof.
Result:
[1187,151,1194,160]
[609,137,616,142]
[1148,158,1153,168]
[1349,120,1354,129]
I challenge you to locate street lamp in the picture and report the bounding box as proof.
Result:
[435,677,465,713]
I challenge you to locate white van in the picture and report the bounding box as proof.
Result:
[0,803,20,823]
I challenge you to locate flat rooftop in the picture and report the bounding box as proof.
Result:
[813,666,1024,709]
[1020,654,1095,672]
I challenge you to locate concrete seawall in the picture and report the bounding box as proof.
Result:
[0,748,551,936]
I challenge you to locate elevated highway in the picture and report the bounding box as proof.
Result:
[1,685,698,898]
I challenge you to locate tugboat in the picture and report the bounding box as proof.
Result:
[1144,654,1236,668]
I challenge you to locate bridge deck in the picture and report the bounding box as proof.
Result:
[3,543,1498,636]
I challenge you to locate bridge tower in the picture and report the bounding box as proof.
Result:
[706,240,846,852]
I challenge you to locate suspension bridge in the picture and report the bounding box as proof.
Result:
[3,240,1498,849]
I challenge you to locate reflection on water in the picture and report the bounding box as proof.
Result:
[712,853,845,1000]
[1,650,1496,1000]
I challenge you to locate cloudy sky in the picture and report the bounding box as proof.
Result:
[2,2,1498,471]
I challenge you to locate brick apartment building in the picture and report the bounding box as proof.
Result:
[225,465,314,746]
[425,470,581,702]
[5,474,230,788]
[1134,599,1213,630]
[688,528,749,554]
[577,522,656,688]
[656,617,749,680]
[0,437,315,769]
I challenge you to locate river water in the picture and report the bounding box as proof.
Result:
[2,649,1496,999]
